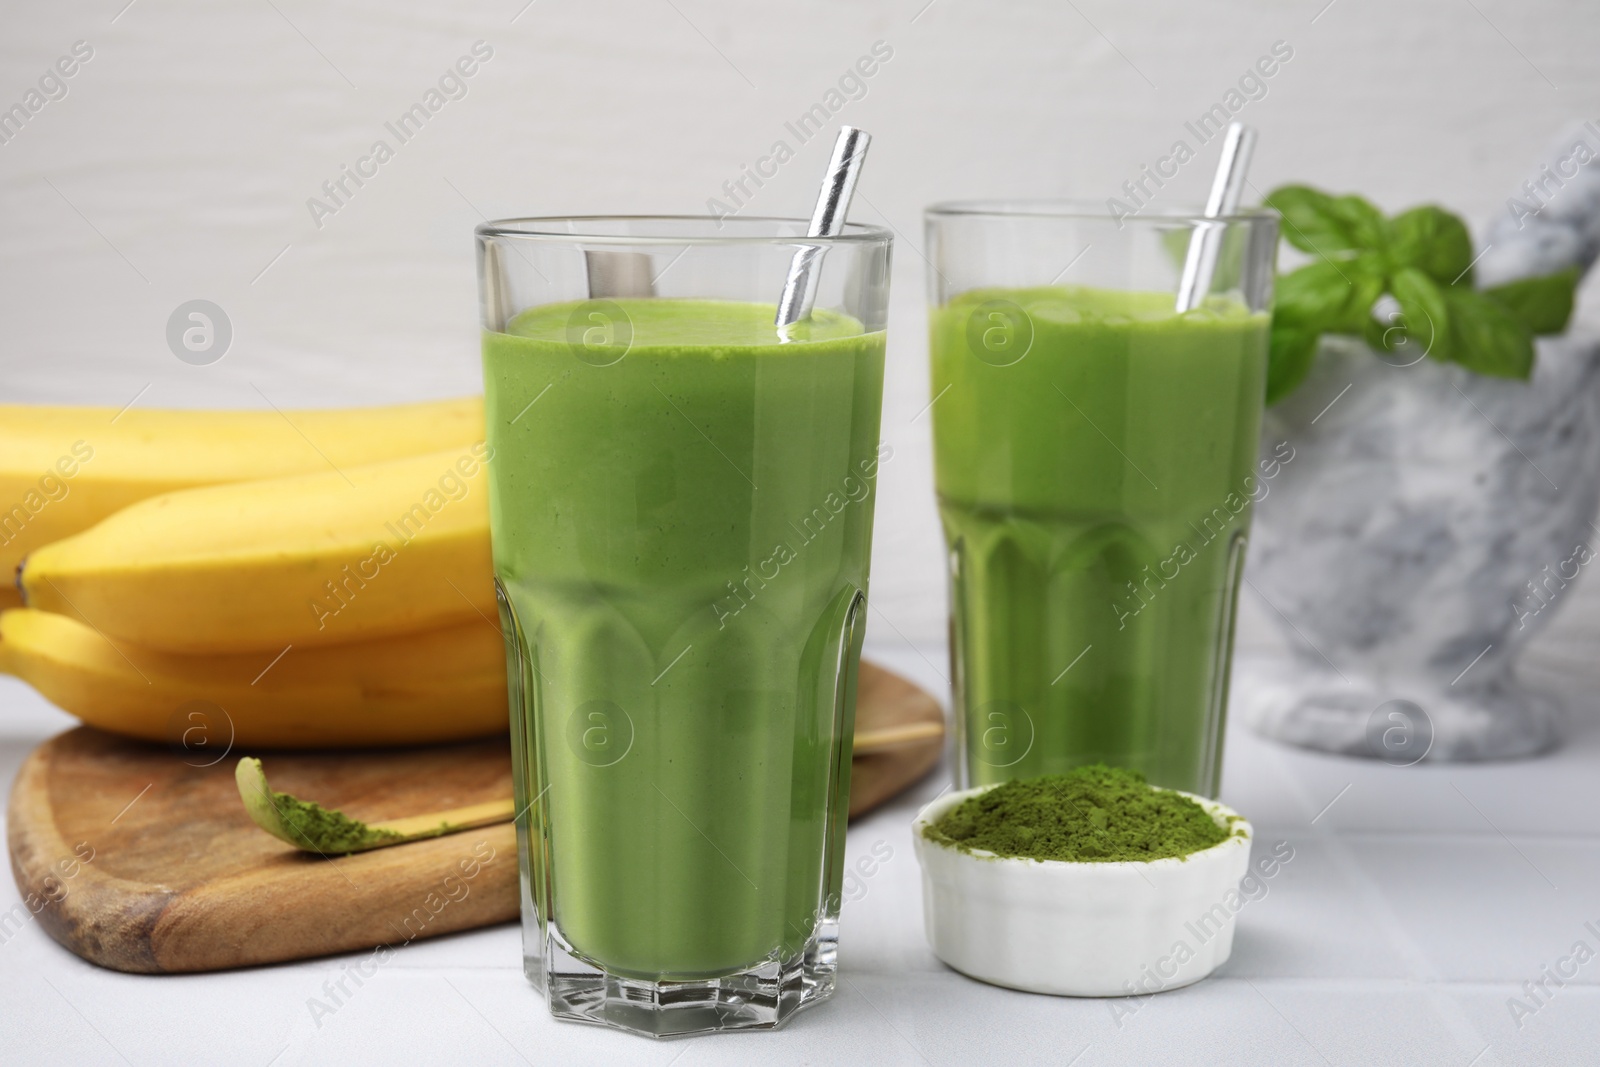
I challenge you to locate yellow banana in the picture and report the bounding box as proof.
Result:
[0,396,483,579]
[0,608,508,748]
[21,445,497,654]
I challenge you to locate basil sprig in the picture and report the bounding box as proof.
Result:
[1262,185,1581,403]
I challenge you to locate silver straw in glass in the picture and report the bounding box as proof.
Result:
[1175,122,1257,312]
[775,126,872,328]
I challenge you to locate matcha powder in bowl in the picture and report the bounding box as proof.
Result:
[923,764,1235,863]
[911,766,1255,996]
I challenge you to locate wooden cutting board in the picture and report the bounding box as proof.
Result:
[6,660,943,974]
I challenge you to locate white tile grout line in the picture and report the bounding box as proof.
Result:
[1207,977,1600,993]
[1244,979,1337,1066]
[1257,742,1499,1062]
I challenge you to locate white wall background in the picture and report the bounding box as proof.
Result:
[3,0,1599,666]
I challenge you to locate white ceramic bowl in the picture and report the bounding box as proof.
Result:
[912,785,1253,997]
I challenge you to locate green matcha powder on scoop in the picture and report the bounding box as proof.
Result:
[925,764,1239,863]
[267,791,404,853]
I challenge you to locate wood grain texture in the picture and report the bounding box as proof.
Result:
[8,660,943,974]
[848,659,945,817]
[7,729,518,974]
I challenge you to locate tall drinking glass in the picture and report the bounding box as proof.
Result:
[925,202,1277,796]
[477,216,891,1036]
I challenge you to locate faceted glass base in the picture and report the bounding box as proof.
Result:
[527,920,838,1038]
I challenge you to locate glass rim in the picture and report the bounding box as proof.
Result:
[475,214,892,246]
[924,199,1279,225]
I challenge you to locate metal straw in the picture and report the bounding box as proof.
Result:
[775,126,872,327]
[1175,122,1256,312]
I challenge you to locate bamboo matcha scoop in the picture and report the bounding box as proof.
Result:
[236,718,941,855]
[235,757,515,855]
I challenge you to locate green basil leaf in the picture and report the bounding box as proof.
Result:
[1273,261,1386,335]
[1265,185,1384,256]
[1386,206,1474,285]
[1337,262,1388,333]
[1328,194,1388,252]
[1266,323,1321,404]
[1439,287,1535,379]
[1389,268,1451,362]
[1273,262,1353,326]
[1483,266,1580,335]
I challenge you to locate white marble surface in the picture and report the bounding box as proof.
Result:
[4,633,1600,1066]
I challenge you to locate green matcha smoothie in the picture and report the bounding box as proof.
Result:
[483,298,884,980]
[932,285,1267,795]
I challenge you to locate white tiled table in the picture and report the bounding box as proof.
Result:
[3,634,1597,1067]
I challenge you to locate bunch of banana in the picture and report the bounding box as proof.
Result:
[1,396,483,579]
[0,400,509,748]
[0,610,506,748]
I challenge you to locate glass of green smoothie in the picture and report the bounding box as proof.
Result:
[476,215,890,1036]
[925,201,1278,798]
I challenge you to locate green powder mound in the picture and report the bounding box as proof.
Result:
[924,764,1236,863]
[269,791,403,854]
